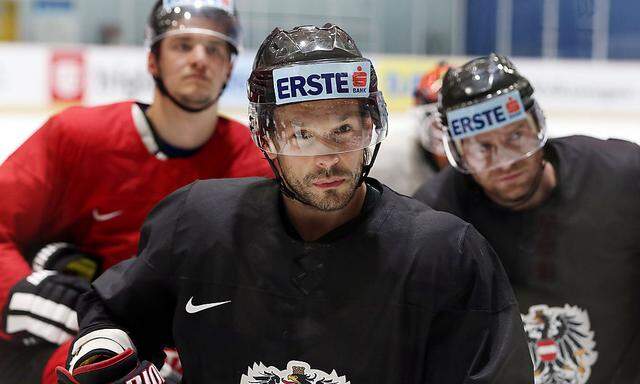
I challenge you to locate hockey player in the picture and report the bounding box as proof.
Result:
[0,1,271,383]
[364,63,449,196]
[414,53,640,383]
[368,62,449,195]
[413,61,451,172]
[56,24,532,383]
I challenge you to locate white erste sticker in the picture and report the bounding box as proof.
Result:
[163,0,234,13]
[273,61,371,105]
[446,91,526,140]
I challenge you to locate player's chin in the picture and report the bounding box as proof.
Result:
[496,184,531,203]
[304,188,347,211]
[177,93,215,109]
[180,81,216,95]
[314,196,352,211]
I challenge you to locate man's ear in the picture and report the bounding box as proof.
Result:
[148,50,159,78]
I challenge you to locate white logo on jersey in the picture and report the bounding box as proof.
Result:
[185,297,231,314]
[125,363,164,384]
[522,304,598,384]
[241,361,350,384]
[92,209,123,222]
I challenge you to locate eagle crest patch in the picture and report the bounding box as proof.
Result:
[240,360,350,384]
[522,304,598,384]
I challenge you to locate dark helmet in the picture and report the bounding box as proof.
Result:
[248,23,380,104]
[146,0,241,54]
[438,53,547,173]
[247,23,389,201]
[439,53,535,125]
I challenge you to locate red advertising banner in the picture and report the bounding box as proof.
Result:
[50,50,85,102]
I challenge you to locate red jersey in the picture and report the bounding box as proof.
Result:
[0,101,272,341]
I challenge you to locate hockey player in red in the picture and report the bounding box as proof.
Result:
[0,1,271,383]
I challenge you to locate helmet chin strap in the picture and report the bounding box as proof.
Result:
[263,153,310,204]
[263,143,382,208]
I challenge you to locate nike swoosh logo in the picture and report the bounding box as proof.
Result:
[185,297,231,314]
[92,209,123,222]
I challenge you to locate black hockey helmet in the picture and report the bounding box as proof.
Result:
[248,23,380,103]
[439,54,535,124]
[247,23,389,202]
[438,53,547,173]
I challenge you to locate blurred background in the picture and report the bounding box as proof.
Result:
[1,0,639,165]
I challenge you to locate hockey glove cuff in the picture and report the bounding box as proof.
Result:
[56,349,164,384]
[2,270,90,345]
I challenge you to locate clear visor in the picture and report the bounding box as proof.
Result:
[150,27,239,51]
[443,103,547,173]
[413,103,446,156]
[250,92,388,157]
[146,5,240,52]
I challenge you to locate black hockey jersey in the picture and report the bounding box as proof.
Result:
[414,136,640,384]
[77,178,532,383]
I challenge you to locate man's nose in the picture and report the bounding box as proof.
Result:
[189,45,208,66]
[493,147,522,171]
[315,154,340,169]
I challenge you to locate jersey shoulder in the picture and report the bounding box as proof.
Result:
[551,135,640,184]
[412,167,470,216]
[215,115,253,145]
[45,101,137,150]
[209,116,273,178]
[381,184,471,252]
[379,185,510,311]
[182,177,276,222]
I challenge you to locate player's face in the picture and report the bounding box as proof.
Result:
[150,19,232,110]
[272,100,368,211]
[467,119,544,205]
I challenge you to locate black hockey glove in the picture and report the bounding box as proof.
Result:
[2,270,90,346]
[56,349,165,384]
[31,242,101,282]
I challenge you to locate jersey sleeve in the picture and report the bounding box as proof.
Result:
[424,225,533,383]
[76,183,191,362]
[0,115,75,341]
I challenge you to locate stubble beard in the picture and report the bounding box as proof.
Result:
[281,163,362,211]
